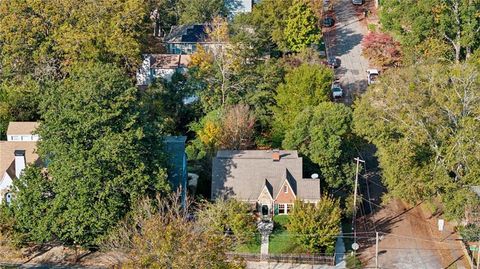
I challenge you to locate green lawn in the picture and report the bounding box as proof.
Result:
[235,215,306,254]
[269,215,306,254]
[235,234,261,253]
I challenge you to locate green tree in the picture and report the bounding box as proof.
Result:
[287,197,341,252]
[284,0,321,52]
[148,0,180,37]
[13,63,169,247]
[273,64,333,143]
[0,0,148,79]
[196,198,257,246]
[104,194,245,269]
[243,0,293,52]
[178,0,239,24]
[0,77,43,138]
[11,166,53,244]
[353,63,480,220]
[379,0,480,62]
[283,102,357,188]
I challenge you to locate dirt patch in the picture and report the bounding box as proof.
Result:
[0,245,127,268]
[357,199,469,269]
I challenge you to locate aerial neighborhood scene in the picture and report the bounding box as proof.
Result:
[0,0,479,268]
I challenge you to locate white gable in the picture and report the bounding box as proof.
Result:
[0,172,12,192]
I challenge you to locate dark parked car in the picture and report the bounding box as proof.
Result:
[328,57,341,68]
[323,17,335,27]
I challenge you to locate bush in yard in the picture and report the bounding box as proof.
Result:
[346,252,363,268]
[287,196,341,252]
[459,224,480,242]
[104,193,245,269]
[361,32,401,68]
[196,198,257,246]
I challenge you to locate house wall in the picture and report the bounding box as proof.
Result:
[258,188,273,206]
[0,173,12,198]
[275,182,296,204]
[154,69,176,81]
[136,56,152,85]
[166,43,197,54]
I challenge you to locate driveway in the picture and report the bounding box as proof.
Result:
[357,199,469,269]
[323,0,370,104]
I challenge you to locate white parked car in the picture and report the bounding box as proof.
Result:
[367,69,379,85]
[332,84,343,99]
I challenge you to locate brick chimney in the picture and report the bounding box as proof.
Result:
[14,150,26,178]
[272,149,280,161]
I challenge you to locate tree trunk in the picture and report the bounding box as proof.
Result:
[466,47,471,59]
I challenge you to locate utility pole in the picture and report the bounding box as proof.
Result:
[352,157,365,246]
[375,232,379,269]
[477,246,479,269]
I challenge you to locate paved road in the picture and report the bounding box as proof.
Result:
[323,0,370,105]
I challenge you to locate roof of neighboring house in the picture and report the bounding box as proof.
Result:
[0,141,39,179]
[7,122,39,136]
[150,54,191,69]
[212,150,321,202]
[164,24,209,43]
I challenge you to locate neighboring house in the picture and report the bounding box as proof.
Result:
[163,24,225,55]
[211,150,321,217]
[233,0,253,13]
[136,54,191,85]
[164,136,188,203]
[0,122,40,203]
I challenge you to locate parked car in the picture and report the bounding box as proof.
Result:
[367,69,379,85]
[328,57,341,68]
[352,0,363,5]
[323,17,335,27]
[332,83,343,99]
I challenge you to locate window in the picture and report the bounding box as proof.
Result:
[21,136,30,141]
[278,204,285,214]
[287,204,293,214]
[11,136,20,141]
[283,185,288,193]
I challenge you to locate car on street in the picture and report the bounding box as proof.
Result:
[332,83,343,99]
[352,0,363,5]
[323,17,335,27]
[328,57,341,68]
[367,69,379,85]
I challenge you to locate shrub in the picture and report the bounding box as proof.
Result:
[459,224,480,242]
[362,32,401,68]
[346,252,363,268]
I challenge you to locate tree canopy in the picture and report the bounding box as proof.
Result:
[12,63,169,247]
[379,0,480,62]
[283,102,357,188]
[353,63,480,220]
[273,64,334,142]
[284,0,321,52]
[0,0,148,79]
[288,197,341,252]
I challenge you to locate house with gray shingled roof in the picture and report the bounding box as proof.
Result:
[211,150,321,217]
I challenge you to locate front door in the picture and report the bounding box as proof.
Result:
[261,204,269,216]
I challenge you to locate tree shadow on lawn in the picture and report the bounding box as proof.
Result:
[269,216,305,254]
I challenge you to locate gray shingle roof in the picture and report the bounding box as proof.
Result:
[211,150,321,202]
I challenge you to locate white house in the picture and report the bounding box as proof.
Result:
[0,122,39,203]
[136,54,191,86]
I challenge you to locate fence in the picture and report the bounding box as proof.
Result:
[227,253,335,266]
